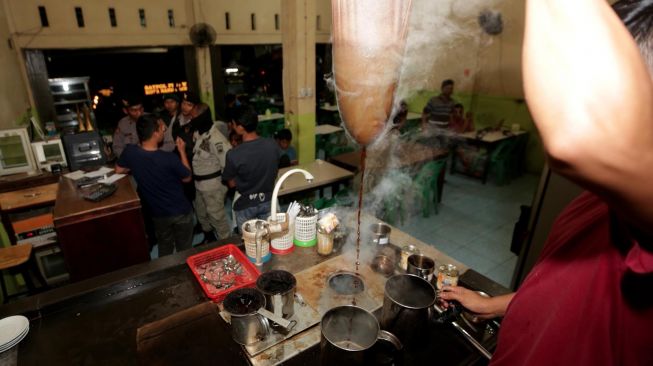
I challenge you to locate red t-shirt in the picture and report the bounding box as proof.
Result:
[491,192,653,366]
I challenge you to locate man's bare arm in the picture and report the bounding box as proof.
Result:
[523,0,653,233]
[115,165,129,174]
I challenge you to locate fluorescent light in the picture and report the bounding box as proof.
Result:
[225,68,238,74]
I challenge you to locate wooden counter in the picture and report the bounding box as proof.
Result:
[53,176,149,281]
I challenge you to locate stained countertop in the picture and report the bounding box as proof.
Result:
[0,217,510,365]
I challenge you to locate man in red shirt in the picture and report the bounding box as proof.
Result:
[440,1,653,365]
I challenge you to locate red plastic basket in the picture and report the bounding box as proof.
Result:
[186,244,260,303]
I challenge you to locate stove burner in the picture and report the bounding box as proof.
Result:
[327,272,365,295]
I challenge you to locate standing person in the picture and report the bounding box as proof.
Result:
[191,103,232,242]
[439,1,653,365]
[171,91,200,203]
[421,79,456,130]
[115,115,193,257]
[113,97,144,158]
[159,93,180,152]
[222,106,280,232]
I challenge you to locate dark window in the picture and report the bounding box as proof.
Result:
[139,8,146,27]
[317,15,321,31]
[75,7,84,28]
[108,8,117,27]
[168,9,175,28]
[275,14,279,31]
[225,12,230,30]
[251,13,256,31]
[38,6,49,27]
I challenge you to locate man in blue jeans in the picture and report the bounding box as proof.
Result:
[222,106,280,233]
[116,114,194,256]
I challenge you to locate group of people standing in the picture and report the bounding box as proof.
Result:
[113,92,281,257]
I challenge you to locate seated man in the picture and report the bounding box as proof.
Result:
[274,128,298,167]
[222,106,280,233]
[421,79,456,130]
[449,103,474,133]
[115,115,193,257]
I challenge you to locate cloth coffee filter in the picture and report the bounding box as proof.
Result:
[331,0,413,145]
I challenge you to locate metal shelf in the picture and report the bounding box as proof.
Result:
[53,99,89,106]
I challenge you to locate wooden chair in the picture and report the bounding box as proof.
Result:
[0,244,47,303]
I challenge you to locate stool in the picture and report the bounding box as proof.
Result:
[0,244,46,303]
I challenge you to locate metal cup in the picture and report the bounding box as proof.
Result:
[320,305,402,366]
[370,223,391,245]
[256,270,296,319]
[381,274,437,348]
[223,288,269,345]
[406,254,435,283]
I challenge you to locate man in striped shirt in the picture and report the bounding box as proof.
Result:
[421,79,456,129]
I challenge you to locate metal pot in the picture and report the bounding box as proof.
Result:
[381,274,437,347]
[256,270,296,319]
[320,305,402,366]
[406,254,436,283]
[370,223,391,245]
[223,288,269,345]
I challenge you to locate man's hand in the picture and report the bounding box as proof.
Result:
[439,286,514,320]
[115,164,129,174]
[175,137,186,154]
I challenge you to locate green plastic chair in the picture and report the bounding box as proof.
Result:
[313,197,336,210]
[334,188,354,207]
[489,138,520,185]
[413,159,447,216]
[380,172,412,225]
[257,122,277,138]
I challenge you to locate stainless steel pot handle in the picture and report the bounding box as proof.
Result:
[257,308,297,332]
[255,313,271,342]
[377,330,403,351]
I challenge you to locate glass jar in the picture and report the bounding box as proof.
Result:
[316,226,334,256]
[436,264,459,290]
[399,244,420,271]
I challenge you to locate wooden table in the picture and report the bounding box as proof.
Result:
[450,129,528,184]
[276,160,354,197]
[314,124,343,135]
[0,182,59,245]
[329,143,448,171]
[329,143,449,202]
[53,176,149,281]
[258,112,284,122]
[0,170,63,194]
[319,104,338,112]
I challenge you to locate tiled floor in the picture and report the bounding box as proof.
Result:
[395,172,540,288]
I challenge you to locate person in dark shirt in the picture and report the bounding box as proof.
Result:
[222,106,280,233]
[116,114,193,257]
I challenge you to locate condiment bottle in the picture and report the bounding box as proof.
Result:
[399,244,419,271]
[436,264,459,290]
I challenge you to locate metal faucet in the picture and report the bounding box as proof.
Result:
[269,168,315,225]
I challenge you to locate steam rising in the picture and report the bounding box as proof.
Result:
[328,0,504,269]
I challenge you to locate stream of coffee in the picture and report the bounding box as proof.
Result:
[355,147,367,273]
[352,148,366,307]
